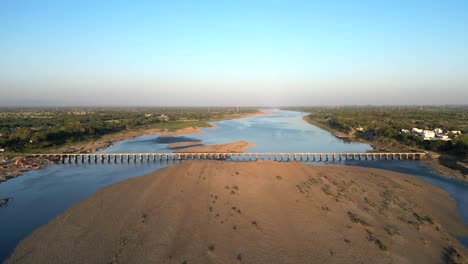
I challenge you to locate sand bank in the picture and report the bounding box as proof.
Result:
[6,161,467,264]
[166,141,202,149]
[174,141,255,153]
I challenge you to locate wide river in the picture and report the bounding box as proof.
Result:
[0,110,467,261]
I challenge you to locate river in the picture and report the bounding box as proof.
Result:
[0,110,467,262]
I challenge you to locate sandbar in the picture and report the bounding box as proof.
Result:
[6,161,467,264]
[174,141,255,153]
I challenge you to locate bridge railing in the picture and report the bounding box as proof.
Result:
[28,152,426,163]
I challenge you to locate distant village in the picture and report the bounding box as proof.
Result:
[144,113,169,121]
[401,127,462,141]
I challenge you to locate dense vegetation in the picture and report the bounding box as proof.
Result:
[286,106,468,159]
[0,107,257,152]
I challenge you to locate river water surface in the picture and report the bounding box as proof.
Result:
[0,110,467,262]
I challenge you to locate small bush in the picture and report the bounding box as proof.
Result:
[208,244,215,251]
[348,211,371,226]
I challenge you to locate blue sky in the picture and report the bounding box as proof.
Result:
[1,0,467,106]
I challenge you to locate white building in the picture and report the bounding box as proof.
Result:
[434,128,443,134]
[420,130,435,140]
[159,114,169,121]
[412,128,423,134]
[451,131,462,135]
[401,129,410,134]
[437,134,451,141]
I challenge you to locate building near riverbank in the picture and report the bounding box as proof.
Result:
[404,127,459,141]
[421,130,435,140]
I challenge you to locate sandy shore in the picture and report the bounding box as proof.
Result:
[6,161,467,264]
[422,156,468,182]
[174,141,255,153]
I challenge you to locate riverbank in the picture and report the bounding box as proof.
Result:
[302,116,468,183]
[0,156,55,184]
[6,160,467,263]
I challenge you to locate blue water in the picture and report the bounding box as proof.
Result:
[100,110,371,153]
[0,110,466,262]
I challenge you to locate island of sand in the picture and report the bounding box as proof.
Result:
[172,141,255,153]
[6,161,467,264]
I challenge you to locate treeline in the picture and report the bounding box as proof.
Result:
[0,107,257,152]
[288,106,468,158]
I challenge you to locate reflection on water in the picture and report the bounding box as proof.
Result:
[0,110,466,261]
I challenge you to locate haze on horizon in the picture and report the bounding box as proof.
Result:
[1,0,467,107]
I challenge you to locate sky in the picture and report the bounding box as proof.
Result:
[0,0,467,106]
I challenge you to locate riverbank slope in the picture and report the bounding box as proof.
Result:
[6,161,467,264]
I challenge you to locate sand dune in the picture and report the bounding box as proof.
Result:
[6,161,467,264]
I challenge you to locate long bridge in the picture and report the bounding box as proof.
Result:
[30,152,426,163]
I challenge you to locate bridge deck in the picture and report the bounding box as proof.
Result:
[29,152,426,163]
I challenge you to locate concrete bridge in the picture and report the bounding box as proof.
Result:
[30,152,426,163]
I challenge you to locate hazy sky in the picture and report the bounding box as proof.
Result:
[1,0,467,106]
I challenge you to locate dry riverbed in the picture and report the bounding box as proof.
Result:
[6,161,467,264]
